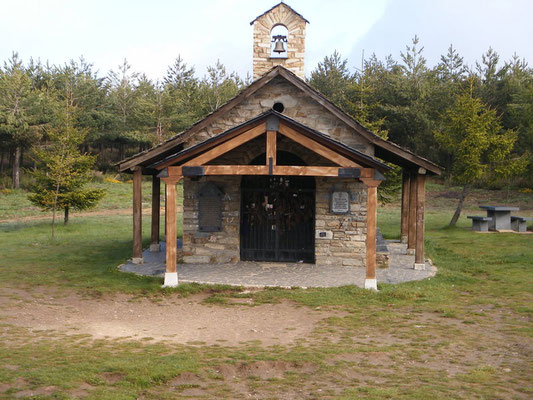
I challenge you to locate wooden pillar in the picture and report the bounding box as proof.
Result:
[361,177,381,291]
[414,171,426,269]
[400,170,410,244]
[266,130,277,166]
[150,175,161,252]
[163,177,180,287]
[407,171,417,253]
[132,168,143,264]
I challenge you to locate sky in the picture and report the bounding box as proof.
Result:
[1,0,532,80]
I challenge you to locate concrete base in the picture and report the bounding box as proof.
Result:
[163,272,178,287]
[132,257,144,265]
[364,278,378,291]
[400,235,408,244]
[149,243,161,252]
[406,248,415,255]
[413,263,425,270]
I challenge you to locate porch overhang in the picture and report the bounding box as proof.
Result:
[151,110,389,183]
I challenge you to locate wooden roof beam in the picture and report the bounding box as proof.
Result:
[278,122,361,168]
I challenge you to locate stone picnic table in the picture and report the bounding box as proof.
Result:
[479,205,519,231]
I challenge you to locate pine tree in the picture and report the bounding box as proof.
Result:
[0,53,43,188]
[28,90,105,238]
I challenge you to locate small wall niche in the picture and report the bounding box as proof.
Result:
[198,182,223,232]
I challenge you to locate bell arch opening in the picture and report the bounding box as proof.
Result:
[270,24,288,58]
[240,152,315,263]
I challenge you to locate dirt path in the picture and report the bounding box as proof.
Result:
[0,288,333,346]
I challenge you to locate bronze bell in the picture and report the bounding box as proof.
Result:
[273,39,286,53]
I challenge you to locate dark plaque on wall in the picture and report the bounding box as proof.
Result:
[198,183,223,232]
[330,191,350,214]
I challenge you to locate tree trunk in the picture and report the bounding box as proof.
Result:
[12,146,20,189]
[0,150,4,175]
[449,184,469,226]
[64,206,69,225]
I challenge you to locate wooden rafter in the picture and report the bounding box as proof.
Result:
[182,123,266,167]
[155,121,267,170]
[277,123,361,168]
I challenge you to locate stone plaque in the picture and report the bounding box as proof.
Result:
[331,191,350,214]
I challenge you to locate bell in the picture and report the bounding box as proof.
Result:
[273,39,285,54]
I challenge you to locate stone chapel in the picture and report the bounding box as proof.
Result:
[117,2,442,290]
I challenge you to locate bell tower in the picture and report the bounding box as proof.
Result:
[250,2,308,80]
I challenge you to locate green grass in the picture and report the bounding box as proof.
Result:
[0,176,183,220]
[0,181,532,399]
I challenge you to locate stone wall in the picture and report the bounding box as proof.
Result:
[185,76,373,155]
[315,178,367,267]
[252,3,307,79]
[182,176,241,264]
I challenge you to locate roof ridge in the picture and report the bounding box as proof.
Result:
[250,2,309,25]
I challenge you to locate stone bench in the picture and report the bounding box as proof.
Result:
[511,216,532,233]
[467,216,492,232]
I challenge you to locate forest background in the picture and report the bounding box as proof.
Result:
[1,38,532,192]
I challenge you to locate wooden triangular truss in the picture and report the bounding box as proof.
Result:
[157,114,387,182]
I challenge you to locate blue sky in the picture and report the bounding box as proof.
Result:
[2,0,531,80]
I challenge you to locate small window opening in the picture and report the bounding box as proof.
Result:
[272,102,285,113]
[270,25,288,58]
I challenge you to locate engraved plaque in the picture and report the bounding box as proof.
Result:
[198,183,223,232]
[331,191,350,214]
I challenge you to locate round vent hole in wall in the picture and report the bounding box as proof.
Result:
[273,102,285,113]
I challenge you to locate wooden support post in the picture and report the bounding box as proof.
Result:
[150,175,161,252]
[400,171,410,244]
[132,168,143,264]
[163,177,181,287]
[266,130,277,167]
[361,176,381,291]
[414,171,426,269]
[407,171,417,254]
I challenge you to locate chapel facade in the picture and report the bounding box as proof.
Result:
[117,2,441,290]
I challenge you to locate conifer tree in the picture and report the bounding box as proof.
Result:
[28,87,105,238]
[0,53,43,188]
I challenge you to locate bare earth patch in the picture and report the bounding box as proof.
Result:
[0,288,331,346]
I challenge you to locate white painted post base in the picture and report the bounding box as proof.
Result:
[163,272,178,287]
[364,279,378,291]
[132,257,144,265]
[413,263,425,270]
[149,243,161,252]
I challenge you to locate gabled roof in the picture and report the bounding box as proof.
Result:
[150,110,390,172]
[250,2,309,25]
[117,65,442,175]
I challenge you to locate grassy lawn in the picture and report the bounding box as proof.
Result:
[0,180,531,399]
[0,176,184,221]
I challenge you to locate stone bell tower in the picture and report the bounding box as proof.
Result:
[251,2,308,80]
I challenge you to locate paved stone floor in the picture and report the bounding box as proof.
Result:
[120,240,436,288]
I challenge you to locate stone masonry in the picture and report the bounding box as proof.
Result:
[315,178,367,266]
[252,3,307,79]
[182,176,241,264]
[185,76,374,155]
